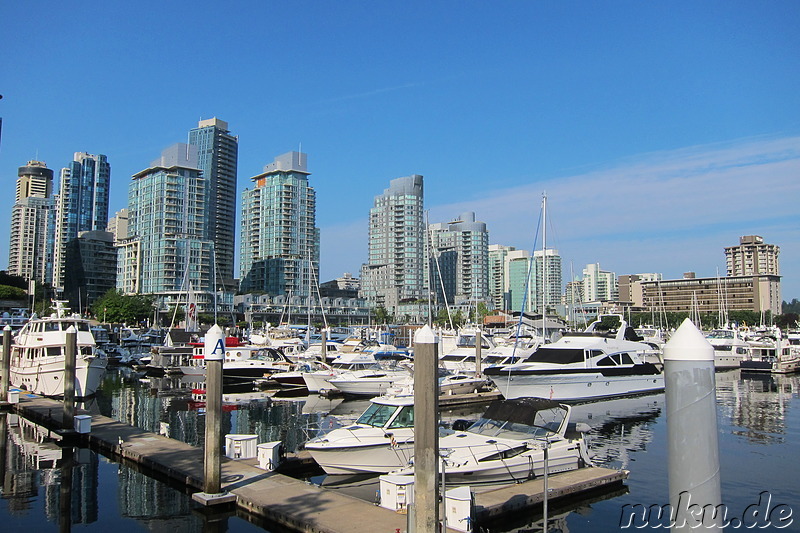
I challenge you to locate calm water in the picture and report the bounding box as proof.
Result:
[1,368,798,532]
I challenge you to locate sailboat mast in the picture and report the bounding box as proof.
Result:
[542,193,547,339]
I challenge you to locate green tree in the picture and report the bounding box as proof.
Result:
[434,308,451,327]
[775,313,799,329]
[0,285,26,300]
[374,305,393,325]
[91,290,155,324]
[783,299,800,315]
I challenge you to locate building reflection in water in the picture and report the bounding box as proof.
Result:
[0,413,98,525]
[94,368,349,453]
[716,369,799,444]
[568,393,663,470]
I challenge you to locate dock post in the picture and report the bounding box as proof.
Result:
[193,324,235,506]
[0,325,10,403]
[475,329,482,377]
[664,318,722,530]
[411,325,439,532]
[320,328,327,360]
[63,326,77,430]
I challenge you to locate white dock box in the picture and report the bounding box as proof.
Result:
[445,486,474,532]
[74,414,92,434]
[225,434,258,459]
[257,441,284,470]
[7,390,19,404]
[378,474,415,511]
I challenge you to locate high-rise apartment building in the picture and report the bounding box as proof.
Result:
[107,208,129,243]
[119,144,214,309]
[188,118,238,282]
[239,151,319,297]
[488,244,516,311]
[54,152,111,291]
[360,175,425,315]
[506,251,533,313]
[8,160,56,285]
[582,263,617,302]
[502,248,561,314]
[63,230,117,309]
[428,212,489,308]
[534,248,562,312]
[725,235,779,277]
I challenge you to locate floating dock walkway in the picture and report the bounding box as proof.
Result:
[6,395,627,533]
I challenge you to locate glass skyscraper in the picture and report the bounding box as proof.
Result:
[239,151,319,297]
[188,118,238,282]
[119,144,214,309]
[54,152,110,291]
[360,175,425,314]
[427,211,490,308]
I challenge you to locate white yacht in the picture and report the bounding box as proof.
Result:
[390,397,592,484]
[485,315,664,402]
[9,301,108,397]
[741,331,800,374]
[327,363,412,397]
[480,331,543,370]
[304,393,416,474]
[705,328,751,369]
[302,352,385,393]
[438,328,496,372]
[179,345,293,379]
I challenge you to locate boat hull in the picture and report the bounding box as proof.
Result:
[404,440,585,485]
[487,371,664,401]
[11,356,108,397]
[303,371,337,393]
[305,438,414,474]
[327,378,405,397]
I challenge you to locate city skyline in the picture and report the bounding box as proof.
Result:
[2,2,799,299]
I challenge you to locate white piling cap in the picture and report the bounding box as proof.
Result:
[66,325,77,333]
[663,318,714,361]
[204,323,226,361]
[414,324,437,344]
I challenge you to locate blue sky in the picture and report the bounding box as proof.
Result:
[2,1,799,300]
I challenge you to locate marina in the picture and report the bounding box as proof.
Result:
[0,365,798,531]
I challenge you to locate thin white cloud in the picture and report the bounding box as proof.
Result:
[320,135,800,298]
[427,135,800,297]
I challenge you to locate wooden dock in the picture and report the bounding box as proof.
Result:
[6,394,627,533]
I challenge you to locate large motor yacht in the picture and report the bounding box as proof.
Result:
[10,301,108,397]
[485,315,663,402]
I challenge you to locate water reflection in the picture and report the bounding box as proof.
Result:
[716,369,799,444]
[0,413,99,526]
[2,366,797,532]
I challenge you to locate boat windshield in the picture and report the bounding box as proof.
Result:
[523,347,585,364]
[356,402,401,428]
[707,330,734,340]
[250,349,282,362]
[467,403,566,440]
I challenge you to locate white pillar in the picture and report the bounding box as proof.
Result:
[664,318,722,530]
